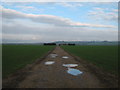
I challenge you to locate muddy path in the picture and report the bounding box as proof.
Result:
[3,46,118,88]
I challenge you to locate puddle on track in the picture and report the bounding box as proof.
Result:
[63,64,78,68]
[62,56,69,59]
[50,54,58,58]
[45,61,55,65]
[67,68,83,76]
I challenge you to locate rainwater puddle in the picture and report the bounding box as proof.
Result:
[50,54,58,58]
[67,68,83,76]
[63,64,78,68]
[62,56,69,59]
[45,61,55,65]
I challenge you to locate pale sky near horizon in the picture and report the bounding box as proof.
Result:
[1,2,118,43]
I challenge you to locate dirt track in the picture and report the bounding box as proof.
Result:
[18,46,106,88]
[3,46,118,88]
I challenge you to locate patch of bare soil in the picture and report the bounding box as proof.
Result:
[3,46,118,88]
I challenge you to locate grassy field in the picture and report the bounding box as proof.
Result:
[62,45,118,75]
[2,45,55,78]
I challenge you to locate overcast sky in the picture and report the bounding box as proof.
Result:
[1,2,118,43]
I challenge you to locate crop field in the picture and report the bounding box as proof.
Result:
[62,45,118,75]
[2,45,55,78]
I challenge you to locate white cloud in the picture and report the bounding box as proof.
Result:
[58,2,83,8]
[88,7,118,22]
[16,6,36,9]
[1,7,116,28]
[15,5,44,14]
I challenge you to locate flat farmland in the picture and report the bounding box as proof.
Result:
[62,45,118,75]
[2,45,55,77]
[3,46,118,88]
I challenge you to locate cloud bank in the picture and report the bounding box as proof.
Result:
[1,6,118,43]
[1,7,116,28]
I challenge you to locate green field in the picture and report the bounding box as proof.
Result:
[2,45,55,78]
[62,45,118,75]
